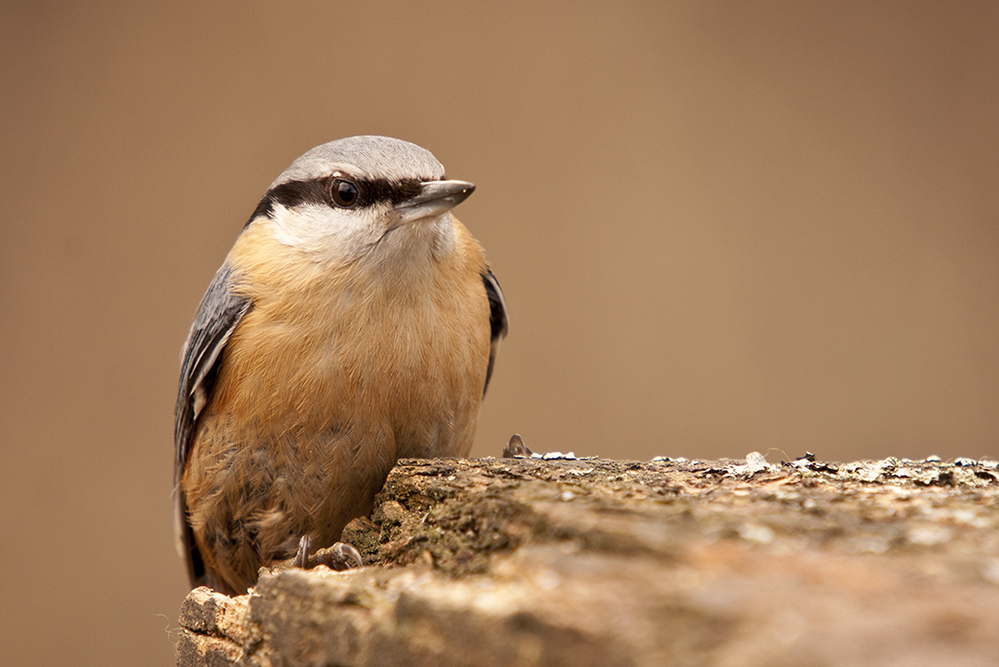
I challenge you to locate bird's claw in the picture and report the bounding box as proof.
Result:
[293,534,312,568]
[291,535,363,572]
[503,433,533,458]
[314,542,364,570]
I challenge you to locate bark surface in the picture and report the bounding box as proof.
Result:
[176,454,999,667]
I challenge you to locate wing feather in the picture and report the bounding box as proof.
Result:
[482,268,509,396]
[173,262,252,585]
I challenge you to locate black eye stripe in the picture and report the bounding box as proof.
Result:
[249,179,328,223]
[248,176,429,224]
[351,177,423,207]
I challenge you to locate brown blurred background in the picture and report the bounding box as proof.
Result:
[2,2,997,665]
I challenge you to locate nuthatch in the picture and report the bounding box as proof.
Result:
[174,136,508,595]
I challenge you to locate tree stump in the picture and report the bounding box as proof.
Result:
[176,454,999,666]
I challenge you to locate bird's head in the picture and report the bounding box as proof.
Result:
[248,135,475,265]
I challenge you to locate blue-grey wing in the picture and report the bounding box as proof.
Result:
[174,262,251,586]
[482,268,509,396]
[174,262,252,479]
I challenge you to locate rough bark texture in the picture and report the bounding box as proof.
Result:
[176,454,999,667]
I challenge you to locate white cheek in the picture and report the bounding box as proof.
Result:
[269,202,383,261]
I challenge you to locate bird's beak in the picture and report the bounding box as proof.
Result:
[394,180,475,225]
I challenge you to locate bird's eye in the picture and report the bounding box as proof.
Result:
[330,178,360,208]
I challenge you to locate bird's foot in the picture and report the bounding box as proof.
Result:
[292,535,363,572]
[313,541,364,570]
[293,534,313,569]
[503,433,533,458]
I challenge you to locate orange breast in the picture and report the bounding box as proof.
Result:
[181,215,493,592]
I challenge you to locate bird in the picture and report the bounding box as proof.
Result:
[174,135,508,595]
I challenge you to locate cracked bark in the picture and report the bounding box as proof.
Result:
[176,455,999,667]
